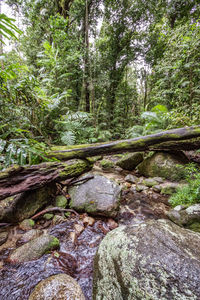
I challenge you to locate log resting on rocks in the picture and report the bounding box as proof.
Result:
[47,126,200,160]
[0,159,92,200]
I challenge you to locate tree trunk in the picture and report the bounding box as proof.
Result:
[0,159,92,200]
[47,126,200,160]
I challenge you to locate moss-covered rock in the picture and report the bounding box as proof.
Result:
[116,152,143,171]
[69,173,121,217]
[7,234,59,263]
[43,213,54,220]
[93,219,200,300]
[0,185,57,222]
[137,151,188,181]
[167,204,200,228]
[161,183,179,195]
[28,274,85,300]
[142,178,158,187]
[100,159,114,170]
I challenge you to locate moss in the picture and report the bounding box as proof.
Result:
[55,195,67,208]
[48,236,60,250]
[58,159,92,179]
[100,159,114,169]
[186,222,200,233]
[44,213,54,220]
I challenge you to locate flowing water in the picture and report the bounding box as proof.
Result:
[0,218,108,300]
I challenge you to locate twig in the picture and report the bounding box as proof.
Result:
[31,207,79,220]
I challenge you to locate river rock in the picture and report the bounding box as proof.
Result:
[29,274,85,300]
[69,173,121,217]
[7,234,59,264]
[0,184,56,222]
[124,174,138,184]
[167,204,200,230]
[19,219,35,231]
[142,178,157,187]
[116,152,143,171]
[93,219,200,299]
[137,151,188,181]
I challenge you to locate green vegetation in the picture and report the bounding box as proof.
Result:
[169,164,200,207]
[0,1,199,169]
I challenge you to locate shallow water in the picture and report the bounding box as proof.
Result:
[0,218,106,300]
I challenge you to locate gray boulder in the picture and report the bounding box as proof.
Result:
[69,173,121,217]
[0,185,56,222]
[29,274,85,300]
[116,152,143,171]
[93,219,200,300]
[137,151,188,181]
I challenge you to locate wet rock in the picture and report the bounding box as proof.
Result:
[69,173,121,217]
[142,178,157,187]
[17,229,43,244]
[55,195,68,208]
[0,185,56,222]
[28,274,85,300]
[137,151,188,181]
[167,204,200,229]
[19,219,35,231]
[0,232,8,246]
[124,174,138,184]
[93,219,200,300]
[135,184,148,192]
[152,177,164,183]
[116,152,143,171]
[7,234,59,264]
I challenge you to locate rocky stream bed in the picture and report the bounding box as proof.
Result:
[0,151,200,299]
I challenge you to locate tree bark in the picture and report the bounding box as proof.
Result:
[47,126,200,160]
[0,159,92,200]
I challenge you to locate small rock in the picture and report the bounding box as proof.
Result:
[152,185,162,192]
[82,215,95,226]
[0,232,8,246]
[74,224,84,235]
[152,177,164,183]
[116,152,143,171]
[142,178,157,187]
[28,274,85,300]
[136,184,148,192]
[43,213,54,220]
[161,183,179,195]
[174,205,186,211]
[8,234,59,263]
[55,195,68,208]
[124,174,138,184]
[19,219,35,231]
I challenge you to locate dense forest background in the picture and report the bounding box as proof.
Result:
[0,0,200,167]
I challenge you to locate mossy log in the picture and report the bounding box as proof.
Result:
[47,126,200,160]
[0,159,92,200]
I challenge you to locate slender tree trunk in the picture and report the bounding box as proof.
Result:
[84,0,90,112]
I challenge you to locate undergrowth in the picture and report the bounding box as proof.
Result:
[169,163,200,207]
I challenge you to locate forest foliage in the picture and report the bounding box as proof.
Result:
[0,0,200,167]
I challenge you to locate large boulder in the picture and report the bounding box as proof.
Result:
[137,151,188,181]
[116,152,143,171]
[7,234,59,263]
[29,274,85,300]
[0,184,56,222]
[93,219,200,300]
[69,173,121,217]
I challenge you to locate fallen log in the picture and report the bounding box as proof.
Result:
[47,126,200,160]
[0,159,92,200]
